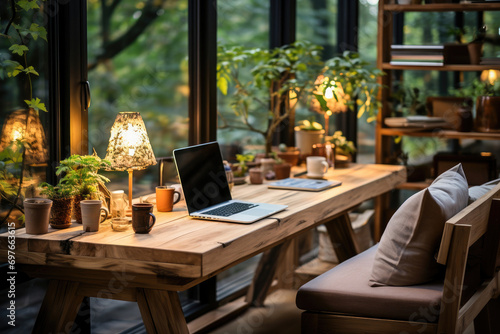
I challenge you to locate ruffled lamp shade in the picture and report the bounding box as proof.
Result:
[0,108,48,164]
[105,112,156,213]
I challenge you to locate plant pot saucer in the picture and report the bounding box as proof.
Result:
[50,222,72,229]
[233,176,247,185]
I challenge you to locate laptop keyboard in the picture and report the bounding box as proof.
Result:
[202,202,258,217]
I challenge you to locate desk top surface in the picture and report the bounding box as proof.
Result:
[0,164,405,288]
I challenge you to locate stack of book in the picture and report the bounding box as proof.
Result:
[390,45,444,66]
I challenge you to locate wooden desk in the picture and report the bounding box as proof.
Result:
[0,164,405,333]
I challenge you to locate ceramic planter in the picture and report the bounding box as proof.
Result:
[49,197,74,229]
[475,96,500,133]
[24,198,52,234]
[467,42,483,65]
[294,128,325,158]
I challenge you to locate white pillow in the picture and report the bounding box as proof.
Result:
[468,178,500,204]
[370,164,469,286]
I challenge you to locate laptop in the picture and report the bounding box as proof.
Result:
[268,178,341,191]
[173,142,287,224]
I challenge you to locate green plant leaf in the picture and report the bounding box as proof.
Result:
[18,0,40,11]
[9,44,29,56]
[28,23,48,41]
[8,64,24,77]
[25,98,47,112]
[23,66,39,76]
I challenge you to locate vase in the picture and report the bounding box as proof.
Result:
[249,168,264,184]
[475,96,500,133]
[24,198,52,234]
[294,128,325,158]
[49,197,74,229]
[467,42,483,65]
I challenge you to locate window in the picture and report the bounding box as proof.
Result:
[0,1,50,229]
[87,0,189,196]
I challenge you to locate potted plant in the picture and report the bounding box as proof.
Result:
[217,41,324,157]
[455,75,500,132]
[467,26,487,65]
[39,182,76,229]
[326,131,357,168]
[56,153,111,223]
[294,119,325,158]
[272,153,291,180]
[275,143,300,166]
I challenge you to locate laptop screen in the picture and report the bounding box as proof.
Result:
[173,142,232,213]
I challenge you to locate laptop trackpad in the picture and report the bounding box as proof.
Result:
[246,208,273,216]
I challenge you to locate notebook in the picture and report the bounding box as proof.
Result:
[268,178,341,191]
[173,142,287,224]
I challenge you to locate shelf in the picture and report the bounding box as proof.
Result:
[382,63,500,71]
[384,3,500,13]
[379,127,500,140]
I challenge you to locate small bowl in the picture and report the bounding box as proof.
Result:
[111,218,130,232]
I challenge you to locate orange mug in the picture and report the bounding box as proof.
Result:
[156,186,181,212]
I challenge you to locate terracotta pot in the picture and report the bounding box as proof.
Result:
[24,198,52,234]
[49,197,74,229]
[249,168,264,184]
[274,163,291,180]
[475,96,500,132]
[276,150,300,166]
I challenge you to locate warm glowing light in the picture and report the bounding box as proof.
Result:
[480,70,500,85]
[325,87,334,100]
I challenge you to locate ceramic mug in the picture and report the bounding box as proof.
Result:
[80,200,109,232]
[156,186,181,212]
[306,156,329,178]
[132,203,156,233]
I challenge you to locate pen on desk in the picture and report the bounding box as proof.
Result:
[293,171,307,177]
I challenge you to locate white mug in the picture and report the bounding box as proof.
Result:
[307,156,329,178]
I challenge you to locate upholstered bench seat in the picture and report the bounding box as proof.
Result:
[296,245,443,321]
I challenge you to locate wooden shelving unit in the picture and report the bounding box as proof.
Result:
[376,0,500,166]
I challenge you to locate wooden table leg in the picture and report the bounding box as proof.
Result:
[246,240,291,307]
[32,280,84,334]
[137,288,189,334]
[324,212,359,263]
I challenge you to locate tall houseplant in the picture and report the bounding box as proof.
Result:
[217,41,324,157]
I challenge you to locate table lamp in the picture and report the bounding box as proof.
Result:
[0,108,48,164]
[310,75,347,136]
[105,112,156,215]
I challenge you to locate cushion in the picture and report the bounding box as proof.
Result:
[370,164,468,286]
[468,178,500,204]
[296,245,444,321]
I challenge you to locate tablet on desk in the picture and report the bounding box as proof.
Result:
[267,178,341,191]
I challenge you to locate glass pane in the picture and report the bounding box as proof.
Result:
[87,0,189,197]
[216,0,270,160]
[358,0,379,163]
[1,2,50,230]
[295,0,338,134]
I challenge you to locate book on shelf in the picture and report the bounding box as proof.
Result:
[389,60,444,67]
[391,45,444,51]
[385,116,449,129]
[480,58,500,65]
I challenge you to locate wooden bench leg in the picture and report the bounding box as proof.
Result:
[32,280,84,334]
[324,213,359,262]
[246,240,291,307]
[137,288,189,334]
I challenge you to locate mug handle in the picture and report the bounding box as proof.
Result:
[99,207,109,223]
[322,161,329,173]
[173,191,181,205]
[147,213,156,232]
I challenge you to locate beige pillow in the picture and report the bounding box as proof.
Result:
[370,164,468,286]
[468,178,500,204]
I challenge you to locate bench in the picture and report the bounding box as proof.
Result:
[296,170,500,334]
